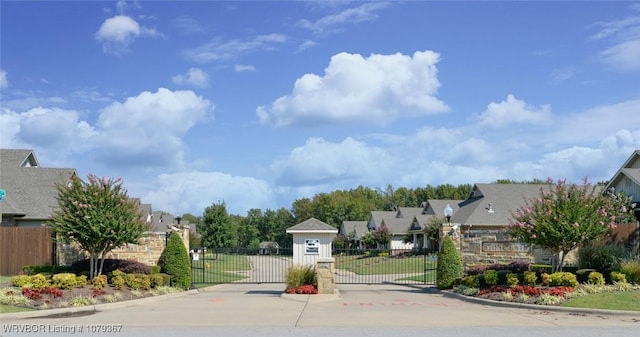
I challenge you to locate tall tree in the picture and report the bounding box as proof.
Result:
[200,201,236,248]
[507,178,636,271]
[48,174,150,279]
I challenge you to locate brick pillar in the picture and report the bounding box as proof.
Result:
[316,258,335,295]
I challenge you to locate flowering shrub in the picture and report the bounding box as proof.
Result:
[285,284,318,294]
[21,287,64,300]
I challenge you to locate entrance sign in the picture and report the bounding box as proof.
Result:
[305,239,320,255]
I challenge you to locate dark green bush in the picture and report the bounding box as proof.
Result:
[575,269,597,284]
[159,232,192,290]
[578,244,630,277]
[22,265,73,275]
[461,275,480,288]
[436,236,462,289]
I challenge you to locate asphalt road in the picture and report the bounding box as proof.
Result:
[2,283,639,337]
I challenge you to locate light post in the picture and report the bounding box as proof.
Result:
[444,204,453,224]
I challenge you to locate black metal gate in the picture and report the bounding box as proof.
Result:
[191,247,293,285]
[333,248,437,285]
[191,247,436,285]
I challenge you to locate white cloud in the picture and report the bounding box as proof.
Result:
[0,70,9,89]
[272,137,392,186]
[172,68,210,88]
[298,2,390,35]
[95,15,161,54]
[144,171,272,216]
[590,6,640,72]
[234,64,256,72]
[183,34,287,63]
[173,15,206,35]
[257,50,448,127]
[95,88,212,168]
[477,94,551,128]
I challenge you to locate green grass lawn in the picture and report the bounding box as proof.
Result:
[335,254,437,275]
[191,253,251,285]
[562,290,640,311]
[0,304,34,314]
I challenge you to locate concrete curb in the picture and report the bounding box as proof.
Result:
[442,290,640,317]
[1,289,199,320]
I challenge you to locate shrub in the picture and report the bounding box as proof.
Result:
[530,264,553,275]
[151,265,162,274]
[523,271,537,286]
[71,259,151,275]
[541,273,551,286]
[506,273,519,288]
[111,275,125,290]
[150,274,164,288]
[587,271,605,286]
[507,260,530,274]
[159,232,192,290]
[11,275,32,287]
[436,235,463,290]
[465,264,487,276]
[51,273,79,289]
[124,274,151,290]
[483,269,498,286]
[610,271,627,283]
[92,275,108,290]
[29,274,51,290]
[286,265,317,289]
[578,244,630,275]
[620,258,640,284]
[549,272,578,287]
[461,275,480,288]
[22,265,73,275]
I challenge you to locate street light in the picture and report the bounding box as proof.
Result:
[444,204,453,223]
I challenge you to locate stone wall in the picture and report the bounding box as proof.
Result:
[440,224,557,266]
[57,229,190,267]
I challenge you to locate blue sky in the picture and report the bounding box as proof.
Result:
[1,1,640,216]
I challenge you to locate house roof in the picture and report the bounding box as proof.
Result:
[396,207,424,219]
[340,220,368,239]
[451,183,548,226]
[287,217,337,233]
[408,199,463,232]
[605,150,640,203]
[0,149,76,220]
[380,217,412,235]
[367,210,397,229]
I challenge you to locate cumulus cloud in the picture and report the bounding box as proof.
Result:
[257,50,449,127]
[95,15,161,54]
[0,70,9,89]
[144,171,272,216]
[94,88,212,167]
[477,94,551,128]
[183,34,287,63]
[272,137,392,186]
[172,68,210,87]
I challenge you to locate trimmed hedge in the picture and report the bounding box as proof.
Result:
[22,265,73,275]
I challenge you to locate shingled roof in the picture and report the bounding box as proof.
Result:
[287,218,337,233]
[0,149,76,222]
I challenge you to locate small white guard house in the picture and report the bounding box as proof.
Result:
[286,218,338,266]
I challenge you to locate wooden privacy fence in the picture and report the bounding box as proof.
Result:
[0,227,54,275]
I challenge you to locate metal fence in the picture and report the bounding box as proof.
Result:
[191,246,437,286]
[333,248,437,285]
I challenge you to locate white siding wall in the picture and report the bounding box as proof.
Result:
[292,233,334,267]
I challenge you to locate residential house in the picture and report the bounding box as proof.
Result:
[408,199,462,250]
[0,149,76,227]
[338,220,367,248]
[604,149,640,251]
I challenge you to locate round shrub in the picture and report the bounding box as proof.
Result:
[436,235,462,290]
[610,271,627,283]
[506,273,519,288]
[549,272,578,287]
[483,269,498,286]
[159,231,192,290]
[461,275,480,288]
[92,275,108,290]
[587,271,605,286]
[51,273,79,289]
[11,275,32,287]
[523,271,537,286]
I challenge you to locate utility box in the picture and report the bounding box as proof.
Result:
[286,218,338,267]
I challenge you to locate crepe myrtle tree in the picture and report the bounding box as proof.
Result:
[48,174,151,279]
[362,224,392,250]
[507,178,636,272]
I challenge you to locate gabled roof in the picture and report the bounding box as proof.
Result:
[287,217,338,233]
[340,220,368,240]
[0,149,77,220]
[367,210,396,230]
[408,199,463,232]
[605,150,640,202]
[380,217,412,235]
[396,207,424,219]
[452,183,547,226]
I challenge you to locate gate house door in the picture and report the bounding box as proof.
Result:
[191,247,293,285]
[334,248,437,285]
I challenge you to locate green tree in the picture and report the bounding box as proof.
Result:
[48,174,150,279]
[507,178,636,272]
[437,235,463,289]
[200,201,235,248]
[159,231,191,290]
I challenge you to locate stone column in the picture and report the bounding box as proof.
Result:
[316,258,335,295]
